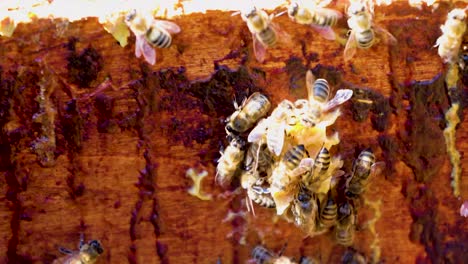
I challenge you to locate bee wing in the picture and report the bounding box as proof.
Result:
[322,89,353,112]
[253,33,267,63]
[310,25,336,40]
[248,118,268,143]
[153,20,181,34]
[270,21,293,46]
[267,123,286,156]
[291,158,314,177]
[135,34,156,65]
[374,25,397,46]
[343,31,357,62]
[318,7,343,19]
[369,161,385,179]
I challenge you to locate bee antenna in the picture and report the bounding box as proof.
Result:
[277,242,288,256]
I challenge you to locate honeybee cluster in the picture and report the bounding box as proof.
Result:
[216,70,381,244]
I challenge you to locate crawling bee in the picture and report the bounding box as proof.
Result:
[226,92,271,135]
[287,0,343,40]
[335,202,356,246]
[345,149,382,198]
[270,144,311,215]
[344,0,396,61]
[291,183,318,235]
[317,190,337,229]
[125,9,181,65]
[251,245,295,264]
[248,100,296,156]
[295,70,353,127]
[240,6,291,63]
[215,135,246,188]
[434,7,467,64]
[53,238,103,264]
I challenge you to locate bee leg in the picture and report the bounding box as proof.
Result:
[246,196,256,217]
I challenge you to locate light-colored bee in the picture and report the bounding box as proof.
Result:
[215,135,245,188]
[345,149,383,198]
[335,202,356,246]
[251,245,296,264]
[125,9,181,65]
[295,70,353,127]
[434,7,467,64]
[225,92,271,135]
[287,0,343,40]
[239,6,291,63]
[53,238,103,264]
[248,100,296,156]
[344,0,397,61]
[317,190,337,229]
[270,144,311,215]
[291,183,318,235]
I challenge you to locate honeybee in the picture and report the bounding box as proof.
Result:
[225,92,271,135]
[53,238,103,264]
[295,70,353,127]
[240,6,291,63]
[434,8,467,64]
[335,202,356,246]
[248,100,296,156]
[344,0,397,61]
[287,0,343,40]
[270,144,311,215]
[215,135,246,188]
[251,245,295,264]
[291,183,318,235]
[125,9,181,65]
[317,190,337,229]
[304,146,344,195]
[345,149,383,198]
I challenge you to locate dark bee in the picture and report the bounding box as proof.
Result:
[225,92,271,135]
[335,202,356,246]
[346,149,381,198]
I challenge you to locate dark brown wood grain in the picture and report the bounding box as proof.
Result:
[0,1,467,263]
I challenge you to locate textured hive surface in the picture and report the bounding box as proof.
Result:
[0,1,467,263]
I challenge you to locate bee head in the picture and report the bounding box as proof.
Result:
[224,124,239,136]
[348,3,366,16]
[244,6,258,18]
[88,240,104,255]
[287,2,299,18]
[125,9,137,23]
[338,202,352,218]
[449,9,467,21]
